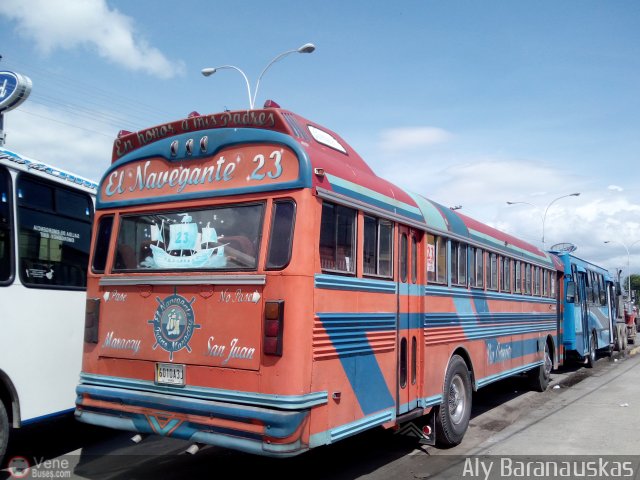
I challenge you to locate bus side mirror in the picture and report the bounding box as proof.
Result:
[566,281,576,303]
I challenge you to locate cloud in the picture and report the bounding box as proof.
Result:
[0,0,183,79]
[608,185,624,192]
[3,105,113,182]
[365,145,640,272]
[378,127,453,151]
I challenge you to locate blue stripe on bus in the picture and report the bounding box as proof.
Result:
[309,408,396,447]
[476,361,543,388]
[77,384,307,439]
[314,274,397,293]
[326,178,425,224]
[79,373,328,410]
[314,275,559,310]
[318,313,395,416]
[398,313,423,331]
[431,200,469,237]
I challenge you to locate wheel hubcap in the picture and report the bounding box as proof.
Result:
[544,344,552,378]
[448,375,466,424]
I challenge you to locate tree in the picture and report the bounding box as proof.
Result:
[625,274,640,306]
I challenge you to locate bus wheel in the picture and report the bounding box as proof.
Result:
[0,401,8,467]
[529,341,552,392]
[435,355,472,447]
[616,327,624,351]
[585,333,597,368]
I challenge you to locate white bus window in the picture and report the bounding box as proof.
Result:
[114,204,264,271]
[0,167,12,283]
[320,202,356,274]
[17,175,93,289]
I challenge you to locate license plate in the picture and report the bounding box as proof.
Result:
[156,363,185,386]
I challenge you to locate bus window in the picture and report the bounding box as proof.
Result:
[17,175,93,289]
[525,264,532,295]
[0,167,12,283]
[427,234,446,284]
[476,248,484,287]
[114,204,264,271]
[266,200,296,270]
[400,233,408,283]
[469,247,476,287]
[411,235,417,284]
[515,261,521,293]
[320,202,356,274]
[363,215,393,278]
[502,257,511,292]
[489,253,498,290]
[92,215,114,273]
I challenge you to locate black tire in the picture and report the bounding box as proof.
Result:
[435,355,472,447]
[0,401,8,467]
[529,340,552,392]
[585,333,597,368]
[622,331,628,350]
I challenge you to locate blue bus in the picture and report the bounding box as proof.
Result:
[555,251,614,367]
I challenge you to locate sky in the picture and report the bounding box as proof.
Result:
[0,0,639,281]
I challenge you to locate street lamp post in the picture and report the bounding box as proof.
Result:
[604,239,640,300]
[506,193,580,250]
[201,43,315,110]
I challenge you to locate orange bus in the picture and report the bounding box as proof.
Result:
[75,105,560,456]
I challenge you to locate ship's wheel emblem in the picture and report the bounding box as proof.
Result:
[148,292,200,360]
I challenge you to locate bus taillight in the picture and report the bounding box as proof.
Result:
[264,300,284,356]
[85,298,100,343]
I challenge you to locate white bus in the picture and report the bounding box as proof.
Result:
[0,147,97,464]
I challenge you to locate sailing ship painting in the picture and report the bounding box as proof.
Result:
[142,214,227,269]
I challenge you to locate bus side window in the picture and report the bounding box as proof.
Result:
[427,234,447,284]
[16,174,93,289]
[266,200,296,270]
[92,216,114,273]
[0,166,13,284]
[363,216,393,278]
[319,202,356,274]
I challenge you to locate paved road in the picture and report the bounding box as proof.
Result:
[2,349,639,479]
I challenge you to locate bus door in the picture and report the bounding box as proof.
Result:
[575,269,590,355]
[397,226,420,414]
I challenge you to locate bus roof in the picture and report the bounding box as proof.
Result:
[0,146,98,193]
[552,251,611,278]
[108,106,555,267]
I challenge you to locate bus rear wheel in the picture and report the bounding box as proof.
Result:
[0,401,8,467]
[529,340,552,392]
[435,355,472,447]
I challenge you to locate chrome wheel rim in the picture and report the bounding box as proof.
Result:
[544,343,552,378]
[448,375,466,425]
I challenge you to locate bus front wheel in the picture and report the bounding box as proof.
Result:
[585,333,597,368]
[0,401,8,467]
[435,355,472,447]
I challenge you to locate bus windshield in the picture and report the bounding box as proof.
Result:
[114,203,264,271]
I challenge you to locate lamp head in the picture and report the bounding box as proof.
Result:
[297,43,316,54]
[201,67,216,77]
